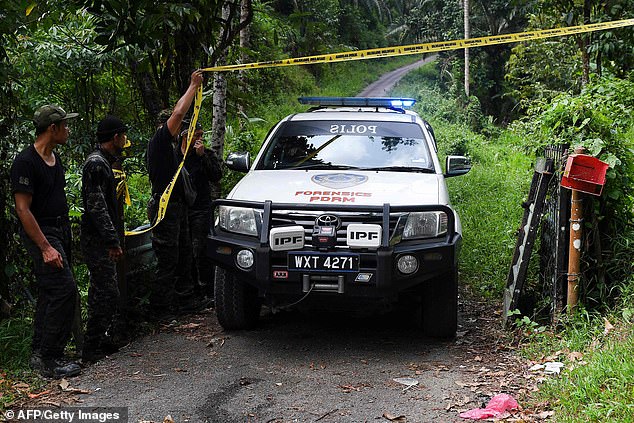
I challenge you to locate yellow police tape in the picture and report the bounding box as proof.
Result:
[113,169,131,206]
[124,18,634,236]
[201,18,634,72]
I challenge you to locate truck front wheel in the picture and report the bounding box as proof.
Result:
[421,269,458,338]
[214,267,261,330]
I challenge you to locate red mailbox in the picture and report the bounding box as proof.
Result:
[561,153,609,196]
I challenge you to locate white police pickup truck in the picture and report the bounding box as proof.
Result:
[208,97,471,337]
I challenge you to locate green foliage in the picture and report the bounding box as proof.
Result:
[505,14,583,112]
[123,173,152,230]
[512,77,634,309]
[507,308,547,336]
[0,314,32,372]
[448,134,532,296]
[393,61,533,297]
[0,313,48,408]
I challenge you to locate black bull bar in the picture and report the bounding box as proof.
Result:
[210,199,457,247]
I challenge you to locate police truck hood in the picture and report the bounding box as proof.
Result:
[227,170,445,205]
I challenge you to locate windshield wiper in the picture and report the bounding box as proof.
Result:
[359,166,435,173]
[292,164,362,170]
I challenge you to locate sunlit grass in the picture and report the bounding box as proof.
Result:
[537,325,634,422]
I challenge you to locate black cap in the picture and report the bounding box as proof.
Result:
[180,119,203,136]
[97,115,127,143]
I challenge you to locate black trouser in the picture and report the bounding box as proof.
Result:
[188,206,214,298]
[148,197,193,309]
[21,223,78,360]
[81,236,121,352]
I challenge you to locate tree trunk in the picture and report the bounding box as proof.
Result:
[130,60,163,122]
[210,4,231,200]
[463,0,470,97]
[237,0,252,126]
[580,0,592,86]
[240,0,251,53]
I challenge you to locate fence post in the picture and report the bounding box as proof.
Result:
[566,146,586,313]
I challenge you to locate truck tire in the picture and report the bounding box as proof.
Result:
[215,267,261,330]
[421,269,458,338]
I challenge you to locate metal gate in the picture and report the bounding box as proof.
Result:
[539,145,570,323]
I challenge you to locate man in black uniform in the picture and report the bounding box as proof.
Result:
[81,115,128,362]
[146,70,203,318]
[10,105,81,378]
[178,121,222,300]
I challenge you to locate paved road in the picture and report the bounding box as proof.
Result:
[357,56,435,97]
[74,302,508,423]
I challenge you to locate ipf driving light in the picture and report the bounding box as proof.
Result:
[397,254,419,274]
[236,249,254,269]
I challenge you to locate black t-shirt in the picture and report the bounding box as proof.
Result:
[183,148,223,210]
[146,125,184,199]
[10,144,69,222]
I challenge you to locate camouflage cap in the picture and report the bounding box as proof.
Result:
[33,105,79,128]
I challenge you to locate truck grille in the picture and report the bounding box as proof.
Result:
[269,211,401,248]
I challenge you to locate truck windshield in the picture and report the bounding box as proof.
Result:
[257,120,434,171]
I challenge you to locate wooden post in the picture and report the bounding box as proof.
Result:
[566,189,583,312]
[566,147,586,312]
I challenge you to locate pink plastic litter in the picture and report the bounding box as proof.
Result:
[459,393,519,420]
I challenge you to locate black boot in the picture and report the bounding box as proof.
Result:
[31,354,81,378]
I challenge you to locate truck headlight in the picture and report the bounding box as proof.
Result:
[403,212,447,239]
[218,206,260,236]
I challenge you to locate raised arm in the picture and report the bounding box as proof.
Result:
[166,70,204,137]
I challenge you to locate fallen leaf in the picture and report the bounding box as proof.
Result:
[382,412,406,422]
[338,384,360,392]
[534,410,555,419]
[603,318,614,335]
[28,390,51,399]
[567,351,584,361]
[175,323,202,330]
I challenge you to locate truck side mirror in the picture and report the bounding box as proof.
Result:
[445,155,471,177]
[225,152,251,173]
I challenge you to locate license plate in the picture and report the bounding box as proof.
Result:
[288,253,359,272]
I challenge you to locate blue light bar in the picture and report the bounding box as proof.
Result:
[299,97,416,109]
